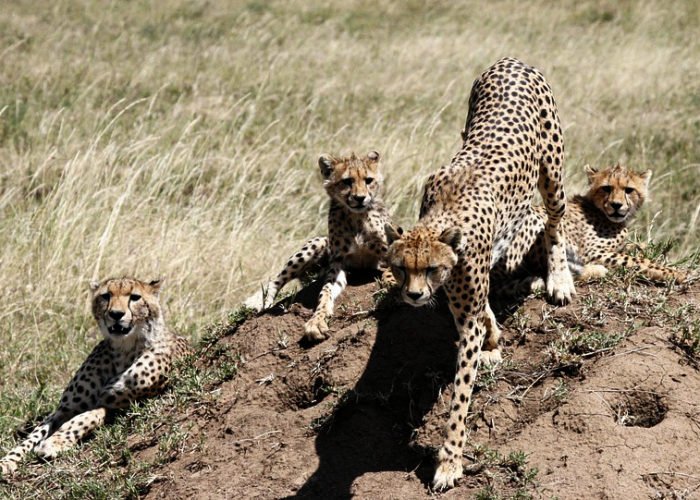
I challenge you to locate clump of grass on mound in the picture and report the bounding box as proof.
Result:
[547,327,627,368]
[668,304,700,368]
[469,446,540,500]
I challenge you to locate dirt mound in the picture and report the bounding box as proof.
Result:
[142,274,700,499]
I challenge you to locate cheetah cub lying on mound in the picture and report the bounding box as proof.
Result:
[245,151,395,342]
[386,57,575,490]
[0,278,190,476]
[492,164,686,292]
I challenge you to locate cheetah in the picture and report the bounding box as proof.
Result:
[492,163,687,293]
[0,278,190,476]
[245,151,395,342]
[385,57,575,489]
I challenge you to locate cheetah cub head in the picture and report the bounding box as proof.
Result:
[385,225,461,306]
[584,164,651,225]
[90,277,164,343]
[319,151,382,213]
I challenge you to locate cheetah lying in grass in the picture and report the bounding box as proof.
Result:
[0,278,190,476]
[245,151,395,342]
[492,163,687,294]
[386,57,575,489]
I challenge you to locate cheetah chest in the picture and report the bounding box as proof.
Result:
[343,233,382,269]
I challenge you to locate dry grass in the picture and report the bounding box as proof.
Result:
[0,0,698,458]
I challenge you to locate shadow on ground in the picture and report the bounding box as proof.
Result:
[139,275,700,500]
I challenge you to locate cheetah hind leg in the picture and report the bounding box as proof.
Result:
[34,409,107,459]
[537,196,575,304]
[544,231,576,304]
[537,141,576,303]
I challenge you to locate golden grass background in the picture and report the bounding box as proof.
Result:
[0,0,698,428]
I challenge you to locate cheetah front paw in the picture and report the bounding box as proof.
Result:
[304,316,330,342]
[0,459,18,477]
[579,264,608,281]
[433,455,463,491]
[243,287,277,312]
[528,277,546,293]
[546,268,576,305]
[479,347,502,366]
[242,292,264,312]
[35,436,70,460]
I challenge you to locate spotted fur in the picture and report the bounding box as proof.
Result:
[492,164,686,293]
[386,57,575,490]
[0,278,189,476]
[244,151,395,342]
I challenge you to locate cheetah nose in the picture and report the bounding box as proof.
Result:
[406,291,423,301]
[353,195,366,204]
[108,310,125,320]
[610,202,623,211]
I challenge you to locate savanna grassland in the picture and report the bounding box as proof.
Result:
[1,0,699,497]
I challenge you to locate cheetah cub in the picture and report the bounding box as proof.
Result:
[386,57,575,490]
[0,278,190,476]
[245,151,395,342]
[493,164,686,292]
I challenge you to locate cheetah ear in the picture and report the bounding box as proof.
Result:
[367,151,380,163]
[640,170,652,189]
[318,154,335,178]
[439,227,462,252]
[148,279,163,295]
[89,280,100,292]
[584,164,598,183]
[385,224,403,245]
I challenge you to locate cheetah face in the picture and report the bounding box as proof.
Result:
[584,164,651,224]
[386,225,460,307]
[90,278,162,340]
[319,151,382,213]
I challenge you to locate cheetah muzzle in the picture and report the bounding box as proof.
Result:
[107,322,133,336]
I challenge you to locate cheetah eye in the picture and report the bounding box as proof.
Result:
[365,177,374,185]
[130,294,142,302]
[100,293,110,301]
[342,178,354,187]
[601,186,612,193]
[624,187,635,195]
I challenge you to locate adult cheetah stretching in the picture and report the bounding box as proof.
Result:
[386,57,575,489]
[0,278,190,476]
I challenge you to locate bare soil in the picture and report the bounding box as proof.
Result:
[142,274,700,499]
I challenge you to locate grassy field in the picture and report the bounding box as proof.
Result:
[0,0,698,488]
